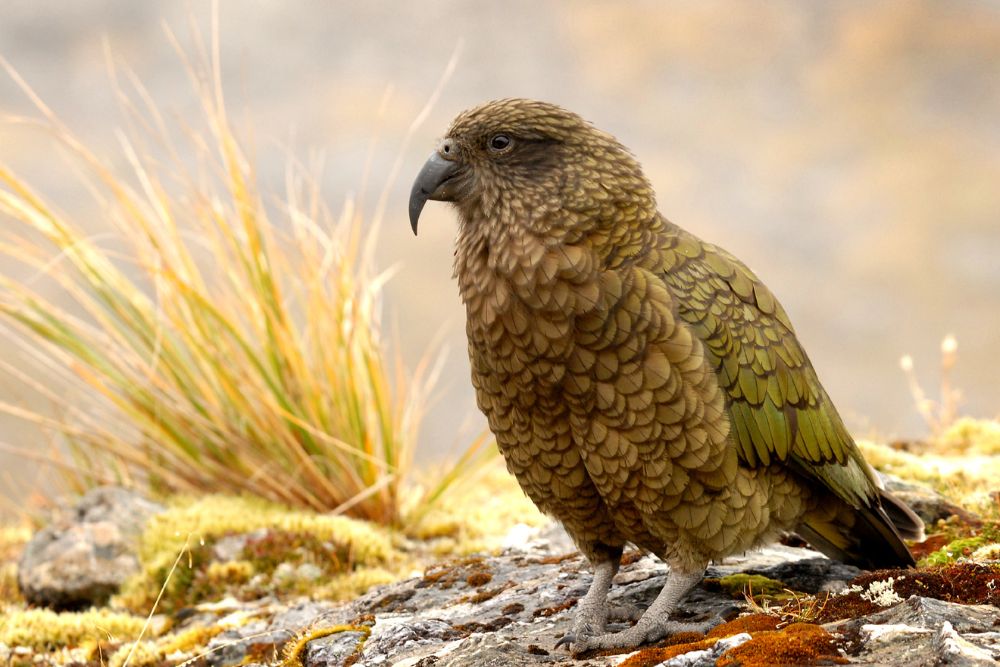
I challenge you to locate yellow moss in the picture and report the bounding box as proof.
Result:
[141,495,392,564]
[407,462,547,553]
[116,494,394,609]
[936,417,1000,456]
[857,438,1000,512]
[108,640,162,667]
[0,523,31,605]
[205,560,255,585]
[157,624,225,654]
[0,608,145,650]
[313,566,400,601]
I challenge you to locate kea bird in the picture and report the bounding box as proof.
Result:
[408,99,923,654]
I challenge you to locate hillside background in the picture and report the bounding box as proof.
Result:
[1,0,998,514]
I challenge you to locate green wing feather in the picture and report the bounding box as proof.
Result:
[659,222,879,508]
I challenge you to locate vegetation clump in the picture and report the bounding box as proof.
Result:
[0,608,145,651]
[116,494,395,612]
[713,573,789,601]
[716,623,845,667]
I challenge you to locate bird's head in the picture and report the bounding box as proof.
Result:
[408,99,655,237]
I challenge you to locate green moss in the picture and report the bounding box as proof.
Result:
[717,574,787,599]
[919,536,988,566]
[0,608,145,650]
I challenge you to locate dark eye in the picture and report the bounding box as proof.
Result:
[488,134,512,152]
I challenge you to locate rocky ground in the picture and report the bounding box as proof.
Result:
[3,483,1000,666]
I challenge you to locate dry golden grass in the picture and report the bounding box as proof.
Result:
[0,29,480,526]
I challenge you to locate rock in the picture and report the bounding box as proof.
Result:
[829,596,1000,666]
[745,556,862,593]
[18,513,996,666]
[880,475,979,525]
[934,621,997,666]
[303,630,369,667]
[830,594,1000,635]
[17,486,164,609]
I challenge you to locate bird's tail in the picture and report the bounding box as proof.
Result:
[797,489,922,569]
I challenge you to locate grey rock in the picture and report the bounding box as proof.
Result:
[881,474,979,525]
[745,556,862,593]
[934,621,997,666]
[17,486,164,609]
[829,594,1000,635]
[202,599,347,667]
[304,630,368,667]
[829,596,1000,666]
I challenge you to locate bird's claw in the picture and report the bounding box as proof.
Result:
[561,617,722,656]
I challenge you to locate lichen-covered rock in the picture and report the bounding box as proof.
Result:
[881,475,979,525]
[17,486,164,609]
[829,596,1000,666]
[744,556,862,594]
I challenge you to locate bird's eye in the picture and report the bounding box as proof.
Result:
[488,134,512,152]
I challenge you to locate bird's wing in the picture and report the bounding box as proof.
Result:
[658,224,880,508]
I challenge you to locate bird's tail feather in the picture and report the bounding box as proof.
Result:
[798,495,918,570]
[878,489,925,542]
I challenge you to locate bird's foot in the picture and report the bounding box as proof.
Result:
[554,602,611,650]
[554,603,642,650]
[563,617,721,656]
[607,602,642,623]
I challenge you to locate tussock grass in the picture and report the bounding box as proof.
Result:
[0,32,477,526]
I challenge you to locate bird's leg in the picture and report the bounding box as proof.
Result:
[568,567,712,655]
[554,556,619,649]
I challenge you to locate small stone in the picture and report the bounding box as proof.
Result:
[17,486,164,609]
[304,630,368,667]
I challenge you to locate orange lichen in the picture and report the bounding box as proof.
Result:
[465,571,492,587]
[537,552,579,565]
[716,623,845,667]
[420,557,491,590]
[463,583,509,604]
[617,636,718,667]
[708,613,781,638]
[501,602,525,615]
[451,616,513,636]
[620,550,645,566]
[533,598,577,618]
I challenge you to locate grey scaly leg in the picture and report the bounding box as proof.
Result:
[554,557,619,649]
[569,567,713,655]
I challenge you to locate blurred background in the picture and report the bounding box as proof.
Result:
[1,1,998,513]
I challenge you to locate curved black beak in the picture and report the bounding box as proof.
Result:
[408,152,461,235]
